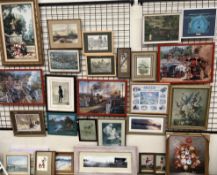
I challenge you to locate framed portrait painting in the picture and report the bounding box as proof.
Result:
[169,85,211,130]
[46,75,75,112]
[117,48,131,78]
[139,153,155,174]
[0,0,43,66]
[158,42,215,84]
[155,153,166,174]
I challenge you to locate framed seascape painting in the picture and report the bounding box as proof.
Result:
[0,0,43,66]
[128,115,165,135]
[117,48,131,78]
[78,119,97,142]
[183,9,217,38]
[143,14,181,44]
[46,75,75,112]
[86,55,116,76]
[155,153,166,174]
[10,111,46,136]
[35,151,55,175]
[48,50,80,73]
[158,43,215,84]
[47,19,82,49]
[5,153,30,175]
[131,52,157,81]
[169,85,211,130]
[139,153,155,174]
[74,146,137,175]
[130,83,169,114]
[0,69,44,105]
[55,152,74,175]
[47,112,77,136]
[83,31,113,55]
[166,133,209,175]
[98,119,126,146]
[77,79,127,116]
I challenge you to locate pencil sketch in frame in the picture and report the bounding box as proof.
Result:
[0,0,43,66]
[46,75,75,112]
[48,50,80,73]
[117,48,131,78]
[47,19,82,49]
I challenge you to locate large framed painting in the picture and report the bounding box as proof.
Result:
[0,0,43,66]
[47,19,82,49]
[77,79,127,117]
[158,43,215,84]
[0,69,44,105]
[130,83,169,114]
[74,146,137,175]
[166,133,209,175]
[183,8,217,38]
[117,48,131,78]
[169,85,211,130]
[46,75,75,112]
[143,13,181,44]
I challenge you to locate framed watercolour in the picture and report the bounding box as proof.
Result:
[5,153,30,175]
[0,69,44,105]
[86,55,116,76]
[78,119,97,142]
[47,19,82,49]
[155,153,166,174]
[166,133,209,175]
[131,52,157,81]
[46,75,75,112]
[98,119,126,146]
[10,111,46,136]
[143,14,181,44]
[182,8,216,38]
[139,153,155,174]
[48,50,80,73]
[169,85,211,130]
[83,31,113,55]
[77,79,127,116]
[55,152,74,175]
[130,83,169,114]
[117,48,131,78]
[74,146,137,175]
[158,43,215,84]
[47,112,77,136]
[0,0,43,66]
[35,151,55,175]
[128,115,165,135]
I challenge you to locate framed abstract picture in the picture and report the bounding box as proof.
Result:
[117,48,131,78]
[0,0,43,66]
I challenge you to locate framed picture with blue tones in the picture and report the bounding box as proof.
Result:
[182,8,217,38]
[47,112,77,136]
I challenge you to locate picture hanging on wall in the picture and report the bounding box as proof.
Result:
[0,0,43,66]
[143,13,181,44]
[182,8,217,38]
[139,153,155,174]
[158,42,215,84]
[117,48,131,78]
[155,153,166,174]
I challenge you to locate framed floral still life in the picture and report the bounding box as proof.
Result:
[169,85,211,130]
[0,0,43,66]
[166,133,209,175]
[117,48,131,78]
[131,51,157,81]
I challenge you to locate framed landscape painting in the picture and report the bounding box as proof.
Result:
[48,19,82,49]
[169,85,211,130]
[77,79,127,116]
[158,43,215,84]
[143,13,181,44]
[0,0,43,66]
[0,69,44,105]
[117,48,131,78]
[183,8,216,38]
[139,153,155,174]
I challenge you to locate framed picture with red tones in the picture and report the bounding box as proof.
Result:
[77,79,127,117]
[158,43,215,84]
[0,69,44,105]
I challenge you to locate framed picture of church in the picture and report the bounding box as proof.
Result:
[0,0,43,66]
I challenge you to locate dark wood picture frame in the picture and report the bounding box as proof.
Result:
[117,48,131,78]
[155,153,166,174]
[139,153,156,174]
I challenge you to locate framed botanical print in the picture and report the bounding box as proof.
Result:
[10,111,46,136]
[131,51,157,81]
[155,153,166,174]
[98,119,126,146]
[139,153,155,174]
[117,48,131,78]
[0,0,43,66]
[169,85,211,130]
[46,75,75,112]
[47,19,82,49]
